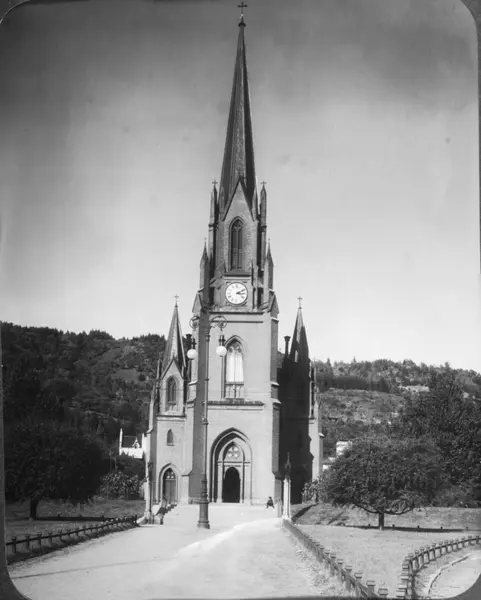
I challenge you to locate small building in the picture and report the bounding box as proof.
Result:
[119,428,145,460]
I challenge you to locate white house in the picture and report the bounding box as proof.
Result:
[119,428,146,460]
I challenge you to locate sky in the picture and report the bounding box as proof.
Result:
[0,0,480,371]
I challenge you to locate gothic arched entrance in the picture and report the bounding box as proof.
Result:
[162,468,177,504]
[223,467,241,503]
[211,429,252,504]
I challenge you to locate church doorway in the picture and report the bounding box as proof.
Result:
[162,468,177,505]
[211,431,252,503]
[223,467,240,503]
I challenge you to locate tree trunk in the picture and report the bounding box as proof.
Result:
[29,496,41,520]
[378,511,385,530]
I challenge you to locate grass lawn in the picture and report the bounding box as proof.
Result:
[5,497,145,540]
[296,504,481,597]
[296,503,481,530]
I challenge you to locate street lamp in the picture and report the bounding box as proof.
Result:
[187,313,227,529]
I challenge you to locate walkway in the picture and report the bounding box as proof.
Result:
[8,504,343,600]
[427,549,481,598]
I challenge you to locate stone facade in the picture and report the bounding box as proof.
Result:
[145,15,322,513]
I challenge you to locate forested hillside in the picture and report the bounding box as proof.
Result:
[2,322,166,443]
[2,322,480,451]
[314,357,481,396]
[312,358,481,457]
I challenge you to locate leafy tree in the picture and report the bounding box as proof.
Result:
[117,453,145,479]
[322,435,445,528]
[3,358,43,422]
[98,471,143,500]
[398,369,481,489]
[5,422,104,519]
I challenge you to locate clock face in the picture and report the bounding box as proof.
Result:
[225,282,248,305]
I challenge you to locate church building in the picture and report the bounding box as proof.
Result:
[145,12,322,510]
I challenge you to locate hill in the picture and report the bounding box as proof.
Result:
[2,322,480,451]
[1,322,166,442]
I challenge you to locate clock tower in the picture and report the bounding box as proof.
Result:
[145,9,320,513]
[186,11,282,505]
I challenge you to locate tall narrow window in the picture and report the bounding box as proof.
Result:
[167,429,174,446]
[230,219,244,270]
[225,341,244,399]
[167,377,177,410]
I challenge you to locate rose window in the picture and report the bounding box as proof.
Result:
[226,444,241,461]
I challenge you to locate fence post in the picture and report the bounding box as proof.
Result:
[329,553,336,576]
[395,586,407,599]
[11,537,17,555]
[344,565,353,593]
[366,579,376,597]
[400,572,410,596]
[25,534,31,552]
[354,572,363,595]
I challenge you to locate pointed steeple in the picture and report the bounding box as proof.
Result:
[218,14,256,213]
[289,300,309,365]
[264,239,274,290]
[199,240,210,290]
[260,182,267,226]
[209,180,218,226]
[162,301,186,377]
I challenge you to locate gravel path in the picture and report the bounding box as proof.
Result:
[427,550,481,598]
[8,506,341,600]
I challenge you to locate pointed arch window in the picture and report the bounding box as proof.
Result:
[167,429,174,446]
[167,377,177,410]
[230,218,244,271]
[225,341,244,399]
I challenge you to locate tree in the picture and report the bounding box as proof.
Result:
[98,470,143,500]
[3,358,43,423]
[5,422,104,519]
[117,453,145,479]
[398,369,481,489]
[322,435,445,529]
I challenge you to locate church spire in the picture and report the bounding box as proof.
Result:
[162,300,186,377]
[289,301,309,365]
[218,10,256,213]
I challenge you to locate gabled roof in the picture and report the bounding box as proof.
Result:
[121,435,142,449]
[222,175,255,222]
[218,16,256,214]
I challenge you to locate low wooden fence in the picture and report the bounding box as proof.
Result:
[6,515,138,564]
[396,534,481,599]
[282,518,389,598]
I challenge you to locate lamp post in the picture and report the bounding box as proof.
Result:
[187,314,227,529]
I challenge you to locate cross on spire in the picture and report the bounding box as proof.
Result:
[261,180,267,187]
[238,2,248,19]
[212,178,217,187]
[297,296,303,309]
[174,294,179,307]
